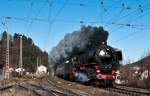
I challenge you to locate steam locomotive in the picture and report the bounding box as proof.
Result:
[56,42,122,87]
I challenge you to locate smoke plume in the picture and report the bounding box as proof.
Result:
[49,25,109,70]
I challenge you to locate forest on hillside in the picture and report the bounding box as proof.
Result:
[0,31,48,72]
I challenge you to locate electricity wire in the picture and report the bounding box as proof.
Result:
[26,0,47,36]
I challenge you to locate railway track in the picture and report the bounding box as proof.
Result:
[18,83,57,96]
[17,82,66,96]
[45,78,79,96]
[28,82,70,96]
[0,78,79,96]
[0,84,14,91]
[16,78,79,96]
[18,84,48,96]
[106,85,150,96]
[0,79,16,91]
[49,77,150,96]
[1,77,150,96]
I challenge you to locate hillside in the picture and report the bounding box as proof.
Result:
[0,31,48,72]
[120,55,150,88]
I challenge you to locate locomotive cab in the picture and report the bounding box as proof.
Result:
[115,50,122,61]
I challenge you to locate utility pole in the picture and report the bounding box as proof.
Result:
[37,57,39,70]
[19,36,23,76]
[5,32,9,79]
[40,58,41,65]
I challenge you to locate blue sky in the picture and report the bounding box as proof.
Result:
[0,0,150,63]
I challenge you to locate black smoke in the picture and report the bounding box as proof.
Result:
[49,25,109,71]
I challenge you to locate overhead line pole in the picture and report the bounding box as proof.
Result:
[5,32,10,79]
[37,56,39,70]
[19,36,23,76]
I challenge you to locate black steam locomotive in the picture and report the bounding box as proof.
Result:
[56,42,122,87]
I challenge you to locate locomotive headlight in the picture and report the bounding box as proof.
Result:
[65,60,69,63]
[97,70,100,73]
[97,74,102,79]
[99,50,105,56]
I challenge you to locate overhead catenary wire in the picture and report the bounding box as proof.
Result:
[43,0,54,51]
[82,0,142,25]
[104,4,133,27]
[0,0,150,67]
[50,0,69,25]
[0,17,10,32]
[106,1,150,34]
[1,0,150,51]
[105,0,140,26]
[109,22,150,28]
[3,16,149,28]
[110,6,150,34]
[89,0,110,26]
[104,5,142,28]
[110,27,150,44]
[26,0,47,36]
[101,2,150,32]
[97,1,150,45]
[109,6,150,44]
[80,0,120,26]
[44,0,69,51]
[3,1,148,27]
[104,0,125,25]
[24,0,35,35]
[108,2,150,29]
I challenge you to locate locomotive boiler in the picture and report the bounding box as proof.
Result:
[56,42,122,87]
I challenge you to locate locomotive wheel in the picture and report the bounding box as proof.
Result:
[64,74,71,80]
[99,80,114,87]
[99,80,107,87]
[111,81,115,87]
[86,67,96,80]
[99,80,110,87]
